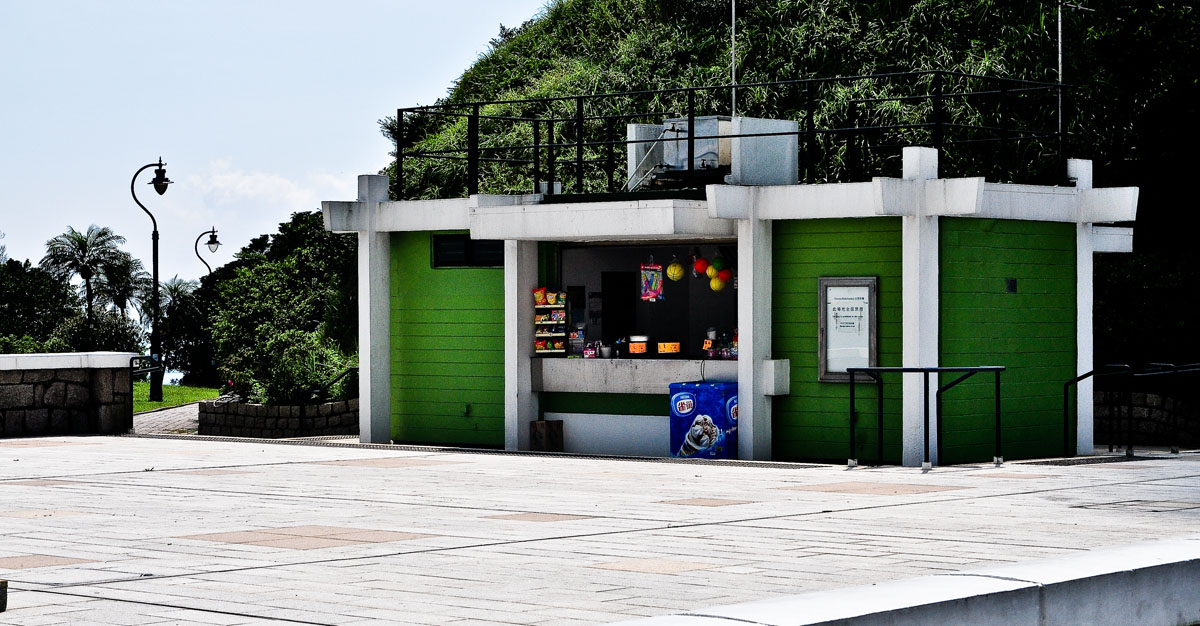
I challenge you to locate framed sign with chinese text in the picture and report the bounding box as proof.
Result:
[818,277,878,382]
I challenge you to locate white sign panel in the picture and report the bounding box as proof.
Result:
[825,285,871,373]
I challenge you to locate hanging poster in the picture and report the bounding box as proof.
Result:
[641,263,663,301]
[818,277,878,382]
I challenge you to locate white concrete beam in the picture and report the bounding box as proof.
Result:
[357,175,391,444]
[504,240,538,451]
[923,177,985,216]
[979,183,1079,222]
[1080,188,1139,224]
[1093,227,1134,253]
[322,201,365,233]
[471,199,734,241]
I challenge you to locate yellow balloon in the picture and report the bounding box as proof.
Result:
[710,277,726,291]
[706,265,719,279]
[666,262,685,281]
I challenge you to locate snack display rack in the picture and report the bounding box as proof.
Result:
[533,289,568,355]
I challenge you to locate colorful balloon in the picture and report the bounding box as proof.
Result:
[706,265,719,279]
[693,258,710,274]
[710,277,726,291]
[717,268,733,282]
[711,256,727,271]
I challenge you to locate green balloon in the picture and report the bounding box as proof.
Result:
[711,256,727,271]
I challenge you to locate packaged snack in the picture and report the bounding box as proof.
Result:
[558,291,567,303]
[535,340,548,351]
[546,291,558,305]
[533,287,547,305]
[553,340,565,350]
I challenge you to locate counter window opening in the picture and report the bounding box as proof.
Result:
[540,242,738,360]
[431,234,504,268]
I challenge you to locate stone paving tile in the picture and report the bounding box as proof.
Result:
[776,480,965,495]
[658,498,755,507]
[133,403,201,435]
[0,438,1197,624]
[487,513,596,522]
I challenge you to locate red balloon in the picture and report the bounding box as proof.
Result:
[717,268,733,282]
[693,258,710,274]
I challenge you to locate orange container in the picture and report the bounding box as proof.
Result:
[657,342,680,354]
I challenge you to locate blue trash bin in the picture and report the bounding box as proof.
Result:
[669,381,738,459]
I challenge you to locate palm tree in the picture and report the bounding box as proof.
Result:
[97,251,151,318]
[41,225,126,321]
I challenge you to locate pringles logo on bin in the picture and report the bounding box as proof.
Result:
[727,396,738,422]
[672,392,696,416]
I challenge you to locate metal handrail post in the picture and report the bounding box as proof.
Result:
[575,96,585,193]
[547,118,556,193]
[994,369,1003,465]
[935,371,977,466]
[467,104,480,195]
[395,108,404,200]
[932,72,944,152]
[848,370,857,467]
[923,370,931,471]
[605,118,615,193]
[532,120,541,193]
[687,89,696,176]
[876,373,885,464]
[805,83,816,183]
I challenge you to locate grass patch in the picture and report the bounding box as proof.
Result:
[133,381,221,414]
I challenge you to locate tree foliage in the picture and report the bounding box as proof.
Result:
[40,225,126,319]
[380,0,1200,366]
[0,259,78,341]
[206,211,357,403]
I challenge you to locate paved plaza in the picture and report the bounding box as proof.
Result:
[0,434,1198,625]
[132,405,201,436]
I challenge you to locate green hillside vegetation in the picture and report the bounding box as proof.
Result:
[381,0,1200,364]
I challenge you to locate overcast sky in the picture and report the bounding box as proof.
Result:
[0,0,548,281]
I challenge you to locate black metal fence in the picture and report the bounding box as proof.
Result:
[1065,363,1200,457]
[847,366,1005,469]
[394,70,1063,201]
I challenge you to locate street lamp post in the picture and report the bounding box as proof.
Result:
[194,227,220,275]
[131,157,171,402]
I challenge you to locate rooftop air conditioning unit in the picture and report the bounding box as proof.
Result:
[626,116,798,191]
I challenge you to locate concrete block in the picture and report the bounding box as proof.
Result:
[49,409,69,433]
[56,369,88,383]
[0,385,34,408]
[97,404,126,434]
[32,384,44,407]
[21,370,52,383]
[6,413,23,436]
[65,384,88,407]
[315,417,328,429]
[23,408,48,433]
[93,369,114,404]
[42,382,65,406]
[68,409,87,432]
[289,418,300,429]
[0,371,20,384]
[112,368,129,390]
[319,403,333,416]
[348,398,359,410]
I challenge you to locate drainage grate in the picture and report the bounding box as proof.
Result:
[1020,456,1155,466]
[1074,500,1200,512]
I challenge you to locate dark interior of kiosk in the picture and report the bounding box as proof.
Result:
[556,242,738,359]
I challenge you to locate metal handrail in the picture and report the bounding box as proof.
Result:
[848,366,1005,470]
[393,70,1063,200]
[1066,363,1199,458]
[128,355,163,433]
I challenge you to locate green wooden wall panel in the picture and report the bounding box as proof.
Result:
[772,218,904,463]
[938,218,1076,463]
[390,231,505,446]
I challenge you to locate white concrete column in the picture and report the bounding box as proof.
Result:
[357,175,391,443]
[737,216,773,460]
[504,240,538,450]
[1070,159,1095,455]
[901,147,940,467]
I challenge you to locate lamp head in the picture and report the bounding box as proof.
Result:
[150,157,172,195]
[206,229,221,253]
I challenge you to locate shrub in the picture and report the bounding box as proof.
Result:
[48,311,144,353]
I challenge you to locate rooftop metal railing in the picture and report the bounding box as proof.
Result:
[1067,362,1200,457]
[393,70,1063,201]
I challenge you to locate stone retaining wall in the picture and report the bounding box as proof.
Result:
[1094,390,1197,447]
[0,352,137,437]
[198,398,359,438]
